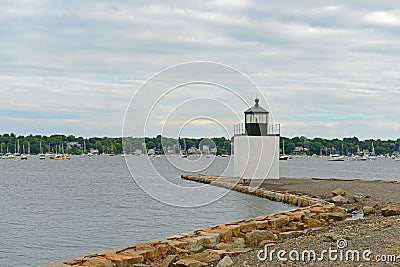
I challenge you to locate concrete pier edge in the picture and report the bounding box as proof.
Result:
[41,174,351,267]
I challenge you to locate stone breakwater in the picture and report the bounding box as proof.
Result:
[42,175,350,267]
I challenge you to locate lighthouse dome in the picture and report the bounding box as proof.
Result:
[244,98,269,114]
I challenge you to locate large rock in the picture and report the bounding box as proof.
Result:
[268,215,290,229]
[319,211,350,221]
[332,188,347,196]
[329,195,348,204]
[362,206,375,215]
[102,253,145,265]
[39,263,72,267]
[215,242,233,251]
[175,258,207,267]
[245,230,275,247]
[216,256,233,267]
[353,193,366,202]
[194,250,221,263]
[82,258,114,267]
[279,230,305,240]
[232,238,245,248]
[162,255,178,267]
[239,222,256,233]
[199,232,220,249]
[322,233,343,242]
[381,205,400,217]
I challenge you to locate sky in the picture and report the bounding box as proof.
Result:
[1,0,400,140]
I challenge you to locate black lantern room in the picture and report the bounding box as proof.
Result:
[244,98,269,136]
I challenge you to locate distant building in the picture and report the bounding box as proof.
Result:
[67,142,82,149]
[188,146,200,154]
[134,149,143,155]
[202,145,210,154]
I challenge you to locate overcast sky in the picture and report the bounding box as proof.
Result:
[1,0,400,139]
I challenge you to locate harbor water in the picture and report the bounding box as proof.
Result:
[1,155,399,266]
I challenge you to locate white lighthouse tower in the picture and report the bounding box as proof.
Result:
[233,98,280,180]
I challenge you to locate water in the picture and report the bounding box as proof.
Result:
[0,156,291,267]
[2,156,399,266]
[280,157,400,180]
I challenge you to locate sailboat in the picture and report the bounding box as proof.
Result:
[38,141,46,159]
[279,139,289,160]
[368,142,378,161]
[179,137,187,158]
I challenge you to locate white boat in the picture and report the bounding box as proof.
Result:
[20,154,28,160]
[328,154,345,161]
[279,155,289,160]
[279,140,289,160]
[3,153,16,159]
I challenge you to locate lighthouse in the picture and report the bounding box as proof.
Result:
[233,98,280,180]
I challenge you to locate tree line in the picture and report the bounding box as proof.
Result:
[1,133,399,156]
[281,136,400,156]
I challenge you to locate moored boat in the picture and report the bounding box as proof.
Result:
[54,154,69,160]
[328,154,345,161]
[279,155,289,160]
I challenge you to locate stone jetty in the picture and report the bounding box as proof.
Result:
[42,175,351,267]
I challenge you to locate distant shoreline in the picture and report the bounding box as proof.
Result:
[1,133,399,157]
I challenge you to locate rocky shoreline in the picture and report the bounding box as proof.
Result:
[41,175,400,267]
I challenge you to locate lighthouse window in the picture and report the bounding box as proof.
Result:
[246,113,267,123]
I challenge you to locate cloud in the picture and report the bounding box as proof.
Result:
[0,0,399,139]
[364,9,400,26]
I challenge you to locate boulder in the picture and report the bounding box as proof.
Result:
[279,230,305,240]
[353,193,366,202]
[322,233,343,242]
[330,195,348,204]
[39,263,72,267]
[329,212,351,221]
[319,212,349,221]
[303,217,322,227]
[362,206,375,215]
[232,238,245,249]
[245,230,275,247]
[268,215,290,229]
[381,205,400,217]
[346,206,358,213]
[215,242,233,251]
[347,196,356,204]
[82,258,114,267]
[175,258,207,267]
[162,255,178,267]
[216,256,233,267]
[332,188,347,196]
[194,250,221,263]
[239,222,256,233]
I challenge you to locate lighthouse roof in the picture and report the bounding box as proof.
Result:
[244,98,269,113]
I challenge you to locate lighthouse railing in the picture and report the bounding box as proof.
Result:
[234,123,280,136]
